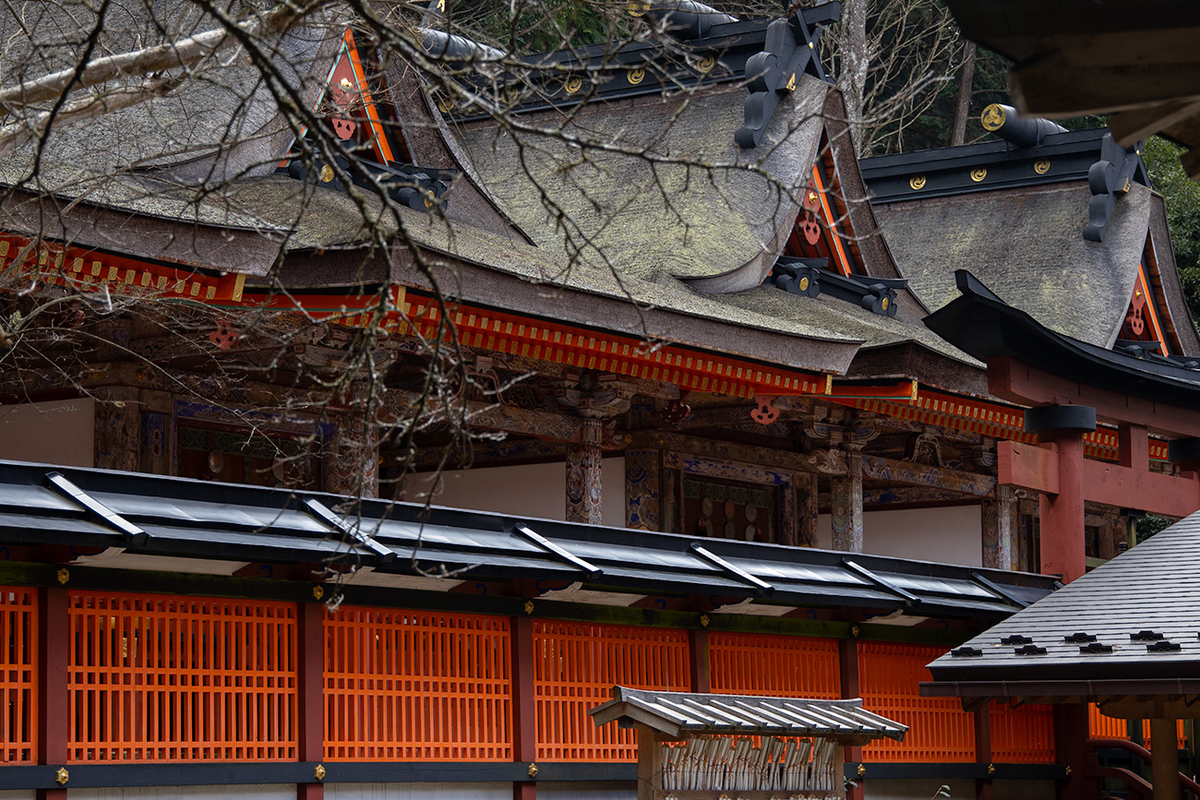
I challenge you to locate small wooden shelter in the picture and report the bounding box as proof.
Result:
[590,687,907,800]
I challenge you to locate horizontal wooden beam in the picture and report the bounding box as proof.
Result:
[998,441,1200,518]
[861,455,996,497]
[988,357,1200,439]
[998,441,1058,495]
[632,430,848,476]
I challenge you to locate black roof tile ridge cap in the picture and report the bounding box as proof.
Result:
[860,128,1108,170]
[44,470,148,546]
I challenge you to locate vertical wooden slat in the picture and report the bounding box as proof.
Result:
[322,606,512,762]
[858,642,974,763]
[0,587,37,765]
[709,632,839,698]
[532,621,690,763]
[65,591,297,764]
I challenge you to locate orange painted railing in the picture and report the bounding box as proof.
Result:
[67,591,297,762]
[323,607,512,762]
[0,587,36,764]
[534,621,690,762]
[709,632,840,699]
[990,702,1055,763]
[859,643,975,763]
[1089,704,1187,750]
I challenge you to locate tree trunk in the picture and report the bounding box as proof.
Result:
[950,41,977,147]
[836,0,870,155]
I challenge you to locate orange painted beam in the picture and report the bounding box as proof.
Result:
[998,441,1059,495]
[999,441,1200,518]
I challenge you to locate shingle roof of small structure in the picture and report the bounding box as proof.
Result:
[589,687,908,741]
[927,509,1200,684]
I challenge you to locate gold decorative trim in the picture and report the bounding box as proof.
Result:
[56,567,69,585]
[1033,158,1051,175]
[909,174,927,191]
[523,599,535,615]
[564,76,583,94]
[970,168,987,183]
[314,764,327,782]
[527,763,540,779]
[700,614,711,628]
[56,767,70,785]
[627,68,646,85]
[319,164,335,183]
[857,764,867,778]
[313,585,325,601]
[697,55,715,74]
[981,103,1005,131]
[851,624,861,638]
[987,763,996,776]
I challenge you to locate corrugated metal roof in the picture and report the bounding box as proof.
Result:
[0,459,1056,617]
[590,687,907,741]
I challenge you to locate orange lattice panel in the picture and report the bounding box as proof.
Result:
[324,607,512,762]
[0,587,36,764]
[859,642,974,763]
[67,591,297,763]
[534,621,690,762]
[990,702,1054,763]
[709,632,840,699]
[1090,705,1186,750]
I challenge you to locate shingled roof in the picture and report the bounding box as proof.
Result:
[874,181,1152,348]
[925,509,1200,691]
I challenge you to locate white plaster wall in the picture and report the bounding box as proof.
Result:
[70,787,292,800]
[326,782,512,800]
[818,505,983,567]
[538,782,635,800]
[863,778,975,800]
[0,398,95,467]
[992,780,1056,800]
[406,457,627,527]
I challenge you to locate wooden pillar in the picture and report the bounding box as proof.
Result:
[1149,718,1182,800]
[296,601,325,800]
[798,473,819,547]
[625,448,661,530]
[689,628,710,694]
[93,386,140,471]
[975,703,993,800]
[636,724,664,800]
[326,408,379,498]
[512,616,537,800]
[1053,704,1089,800]
[839,636,863,800]
[38,587,68,800]
[831,450,863,553]
[1039,429,1088,583]
[982,485,1016,570]
[566,418,603,524]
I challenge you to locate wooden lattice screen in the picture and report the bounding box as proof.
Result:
[858,642,975,763]
[0,587,36,764]
[534,621,690,762]
[709,632,840,699]
[323,606,512,761]
[990,702,1055,763]
[1089,704,1187,750]
[67,591,297,763]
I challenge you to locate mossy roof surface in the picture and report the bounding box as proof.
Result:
[454,78,828,283]
[712,285,981,367]
[393,207,862,349]
[875,181,1151,347]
